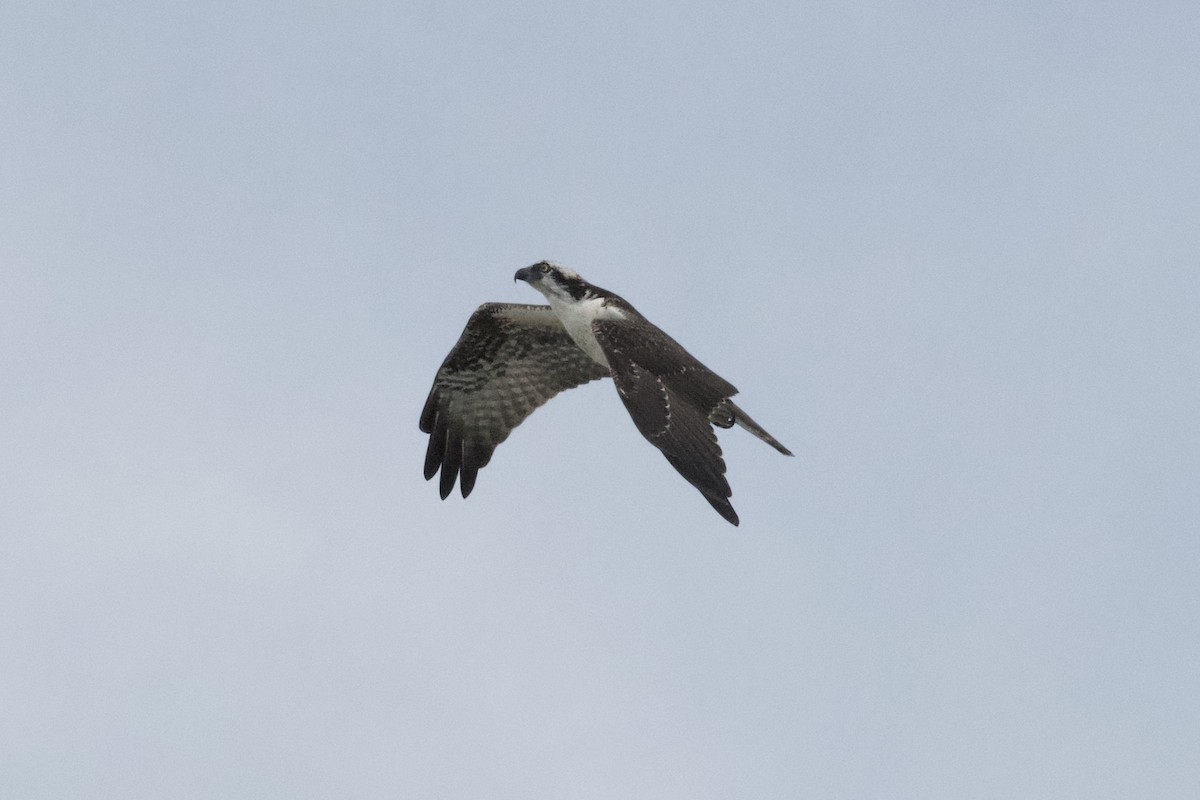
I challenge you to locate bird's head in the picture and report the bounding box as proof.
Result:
[514,260,588,302]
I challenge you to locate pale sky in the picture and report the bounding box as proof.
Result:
[2,2,1198,798]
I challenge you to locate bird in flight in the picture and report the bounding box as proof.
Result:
[420,261,793,525]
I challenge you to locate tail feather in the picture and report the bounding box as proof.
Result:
[722,400,793,457]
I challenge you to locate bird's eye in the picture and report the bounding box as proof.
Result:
[539,263,551,274]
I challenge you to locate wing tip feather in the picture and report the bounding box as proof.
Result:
[707,495,740,526]
[439,434,462,499]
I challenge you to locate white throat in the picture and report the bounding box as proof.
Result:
[544,293,623,368]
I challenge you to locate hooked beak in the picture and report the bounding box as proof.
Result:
[514,265,542,284]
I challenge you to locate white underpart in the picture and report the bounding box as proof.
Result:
[544,293,624,368]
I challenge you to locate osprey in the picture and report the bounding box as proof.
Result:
[419,261,793,525]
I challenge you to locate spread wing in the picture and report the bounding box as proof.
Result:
[420,303,610,499]
[592,314,742,525]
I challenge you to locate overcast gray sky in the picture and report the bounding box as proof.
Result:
[2,1,1198,797]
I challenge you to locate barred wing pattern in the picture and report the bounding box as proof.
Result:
[420,303,610,499]
[592,315,742,526]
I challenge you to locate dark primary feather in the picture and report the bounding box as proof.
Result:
[420,303,609,498]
